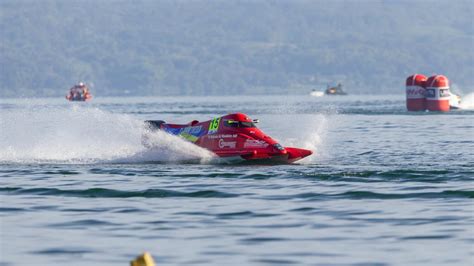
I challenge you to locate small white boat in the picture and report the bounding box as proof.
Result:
[310,90,324,97]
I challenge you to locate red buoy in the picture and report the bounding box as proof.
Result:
[425,75,450,112]
[406,74,427,111]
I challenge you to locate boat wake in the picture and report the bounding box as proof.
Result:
[114,129,215,164]
[0,106,213,164]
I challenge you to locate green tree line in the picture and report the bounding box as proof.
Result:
[1,0,473,97]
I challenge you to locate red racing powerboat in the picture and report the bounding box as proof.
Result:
[144,113,312,164]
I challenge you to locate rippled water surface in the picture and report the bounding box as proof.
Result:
[1,95,473,265]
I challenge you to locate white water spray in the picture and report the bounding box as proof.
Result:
[268,113,329,164]
[0,105,214,164]
[460,92,474,110]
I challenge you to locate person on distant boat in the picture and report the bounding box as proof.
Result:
[80,83,87,95]
[78,82,87,91]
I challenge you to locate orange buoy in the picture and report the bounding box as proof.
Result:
[426,75,450,112]
[406,74,427,111]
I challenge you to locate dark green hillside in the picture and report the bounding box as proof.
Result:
[1,0,472,97]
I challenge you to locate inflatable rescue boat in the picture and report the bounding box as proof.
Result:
[66,82,92,101]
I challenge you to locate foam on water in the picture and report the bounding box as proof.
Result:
[114,129,215,164]
[0,105,214,164]
[460,92,474,110]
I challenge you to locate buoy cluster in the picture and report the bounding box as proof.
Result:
[406,74,452,112]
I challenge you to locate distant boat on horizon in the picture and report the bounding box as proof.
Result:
[66,82,92,101]
[325,83,347,95]
[310,83,347,97]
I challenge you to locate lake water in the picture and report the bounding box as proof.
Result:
[1,94,473,265]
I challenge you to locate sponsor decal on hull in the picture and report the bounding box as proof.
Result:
[218,139,236,149]
[208,134,237,139]
[181,125,203,135]
[175,125,204,142]
[243,139,269,148]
